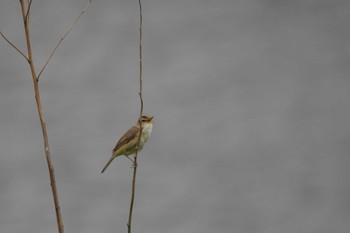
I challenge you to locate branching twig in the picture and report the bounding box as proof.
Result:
[1,1,90,233]
[0,31,29,61]
[37,0,91,80]
[127,1,143,233]
[25,0,33,22]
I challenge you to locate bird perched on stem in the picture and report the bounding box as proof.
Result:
[101,115,153,173]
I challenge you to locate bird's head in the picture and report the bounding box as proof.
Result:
[138,115,154,125]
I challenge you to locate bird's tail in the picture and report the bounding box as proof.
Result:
[101,156,116,173]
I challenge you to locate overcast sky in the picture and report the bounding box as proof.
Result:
[1,1,350,233]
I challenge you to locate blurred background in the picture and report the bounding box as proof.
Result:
[1,0,350,232]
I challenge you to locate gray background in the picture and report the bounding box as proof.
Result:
[1,0,350,233]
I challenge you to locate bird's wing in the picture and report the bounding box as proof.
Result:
[112,125,140,153]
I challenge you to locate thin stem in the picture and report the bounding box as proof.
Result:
[19,1,64,233]
[127,1,143,233]
[138,0,143,117]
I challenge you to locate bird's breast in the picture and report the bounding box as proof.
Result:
[141,123,153,143]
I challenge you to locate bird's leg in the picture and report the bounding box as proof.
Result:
[124,155,134,162]
[124,155,137,168]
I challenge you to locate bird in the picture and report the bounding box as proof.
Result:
[101,115,154,173]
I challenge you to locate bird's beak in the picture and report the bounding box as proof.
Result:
[148,116,154,122]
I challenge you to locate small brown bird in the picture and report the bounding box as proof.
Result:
[101,115,154,173]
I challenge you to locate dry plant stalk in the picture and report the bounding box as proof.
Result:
[127,0,144,233]
[1,1,91,233]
